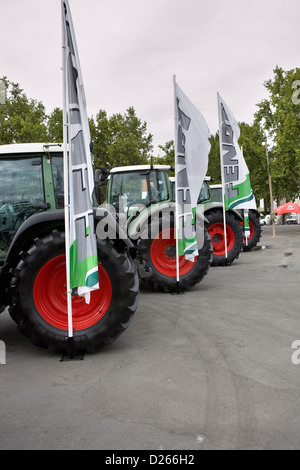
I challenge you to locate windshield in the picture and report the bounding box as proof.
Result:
[110,170,169,211]
[198,181,211,203]
[0,155,45,259]
[209,186,223,203]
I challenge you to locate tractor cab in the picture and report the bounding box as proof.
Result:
[107,165,173,217]
[0,143,63,261]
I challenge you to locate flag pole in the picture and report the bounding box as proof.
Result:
[173,75,180,288]
[61,1,74,349]
[264,132,276,238]
[217,92,228,259]
[241,146,248,246]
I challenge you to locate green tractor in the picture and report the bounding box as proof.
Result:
[198,178,245,266]
[208,183,262,253]
[0,143,139,354]
[170,177,245,266]
[102,164,213,293]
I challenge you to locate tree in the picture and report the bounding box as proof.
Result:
[90,106,153,168]
[154,140,175,175]
[47,107,63,143]
[0,77,48,144]
[255,66,300,200]
[238,122,269,207]
[207,133,221,183]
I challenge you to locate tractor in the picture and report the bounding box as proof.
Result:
[0,143,139,354]
[102,164,213,293]
[208,183,262,252]
[170,176,245,266]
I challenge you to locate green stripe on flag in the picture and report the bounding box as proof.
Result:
[225,173,255,210]
[86,269,99,287]
[177,234,197,257]
[69,240,98,289]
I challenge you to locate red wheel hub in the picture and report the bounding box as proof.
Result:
[33,254,112,331]
[150,228,197,277]
[208,223,234,255]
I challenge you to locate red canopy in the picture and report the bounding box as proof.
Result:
[274,201,300,215]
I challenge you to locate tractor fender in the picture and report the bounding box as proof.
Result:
[127,202,208,240]
[127,202,173,240]
[4,210,65,266]
[5,208,133,268]
[202,201,243,221]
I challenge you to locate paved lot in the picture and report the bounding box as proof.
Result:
[0,224,300,450]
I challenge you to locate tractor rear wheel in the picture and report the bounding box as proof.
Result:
[138,215,213,293]
[9,230,139,353]
[205,210,244,266]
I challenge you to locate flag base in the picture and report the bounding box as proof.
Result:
[68,336,75,359]
[60,338,84,361]
[170,281,186,295]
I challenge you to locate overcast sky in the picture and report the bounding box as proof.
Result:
[1,0,300,153]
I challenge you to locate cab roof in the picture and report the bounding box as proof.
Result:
[0,143,63,155]
[110,165,172,173]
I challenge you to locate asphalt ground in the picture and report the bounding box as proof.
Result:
[0,224,299,451]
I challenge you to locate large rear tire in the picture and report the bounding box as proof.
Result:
[205,210,244,266]
[138,215,213,293]
[8,230,139,353]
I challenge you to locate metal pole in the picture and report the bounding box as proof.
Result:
[62,1,73,339]
[173,76,180,286]
[217,93,228,258]
[264,132,276,237]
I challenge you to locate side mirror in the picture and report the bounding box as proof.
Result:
[94,169,100,184]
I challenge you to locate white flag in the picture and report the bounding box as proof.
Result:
[174,78,211,261]
[217,93,257,211]
[62,0,99,304]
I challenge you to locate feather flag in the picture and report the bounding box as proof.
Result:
[217,93,257,212]
[62,0,99,308]
[174,78,211,267]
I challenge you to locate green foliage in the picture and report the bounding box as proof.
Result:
[207,133,221,183]
[255,66,300,199]
[89,106,153,169]
[154,140,175,175]
[238,122,269,206]
[0,77,48,144]
[47,107,63,143]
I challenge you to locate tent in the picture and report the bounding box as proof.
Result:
[274,201,300,215]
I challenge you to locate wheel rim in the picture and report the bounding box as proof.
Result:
[208,223,235,255]
[150,228,197,277]
[33,254,112,331]
[240,221,254,243]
